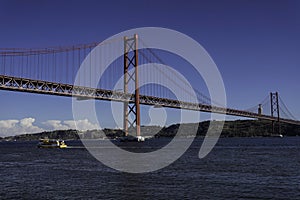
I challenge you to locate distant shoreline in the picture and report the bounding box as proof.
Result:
[1,120,300,142]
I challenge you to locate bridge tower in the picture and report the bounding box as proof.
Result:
[123,34,141,138]
[270,92,281,135]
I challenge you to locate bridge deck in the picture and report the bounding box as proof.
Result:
[1,75,299,125]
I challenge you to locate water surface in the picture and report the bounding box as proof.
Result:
[1,137,300,199]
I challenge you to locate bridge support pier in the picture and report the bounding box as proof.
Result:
[123,34,140,137]
[270,92,281,136]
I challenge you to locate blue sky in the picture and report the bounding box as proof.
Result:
[0,0,299,136]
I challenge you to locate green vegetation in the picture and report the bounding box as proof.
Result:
[1,120,300,141]
[156,120,300,137]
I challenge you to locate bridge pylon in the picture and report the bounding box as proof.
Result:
[123,34,140,137]
[270,92,281,136]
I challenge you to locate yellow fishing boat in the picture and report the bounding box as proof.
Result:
[37,139,67,148]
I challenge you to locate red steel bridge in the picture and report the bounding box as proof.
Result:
[0,35,299,136]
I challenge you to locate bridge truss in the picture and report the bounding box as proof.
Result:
[0,74,299,126]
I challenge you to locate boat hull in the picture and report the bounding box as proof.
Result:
[37,144,67,148]
[37,139,67,148]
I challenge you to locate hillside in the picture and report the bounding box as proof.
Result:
[157,120,300,137]
[1,120,300,141]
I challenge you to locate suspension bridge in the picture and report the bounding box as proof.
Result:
[0,34,299,137]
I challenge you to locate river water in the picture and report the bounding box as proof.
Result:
[1,137,300,199]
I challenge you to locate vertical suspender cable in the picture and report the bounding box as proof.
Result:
[89,46,92,88]
[3,53,6,75]
[83,46,86,86]
[37,52,40,80]
[66,50,69,84]
[78,47,81,86]
[72,46,75,85]
[53,50,56,83]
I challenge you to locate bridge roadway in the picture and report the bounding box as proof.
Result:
[1,75,299,125]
